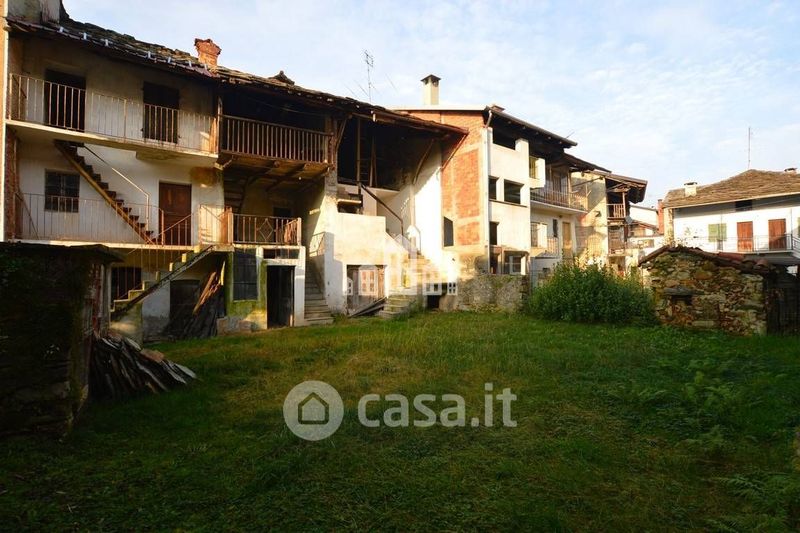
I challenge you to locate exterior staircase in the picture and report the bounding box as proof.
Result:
[54,140,156,244]
[304,262,333,326]
[378,253,441,320]
[111,245,215,319]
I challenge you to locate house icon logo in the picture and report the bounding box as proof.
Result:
[298,392,329,425]
[283,380,344,441]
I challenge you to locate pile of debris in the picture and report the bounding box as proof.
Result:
[165,269,224,339]
[90,334,196,400]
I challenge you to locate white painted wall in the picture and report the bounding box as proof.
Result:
[672,196,800,253]
[631,205,658,227]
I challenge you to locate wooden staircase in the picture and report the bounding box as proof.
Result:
[54,141,156,244]
[111,245,215,320]
[304,262,333,326]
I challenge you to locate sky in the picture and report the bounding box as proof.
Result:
[65,0,800,205]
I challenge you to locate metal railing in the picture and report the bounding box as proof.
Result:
[231,214,301,245]
[15,193,161,244]
[677,234,800,254]
[220,115,330,163]
[7,73,217,153]
[534,237,560,257]
[530,187,588,211]
[607,203,626,218]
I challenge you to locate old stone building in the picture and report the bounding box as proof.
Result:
[640,246,800,335]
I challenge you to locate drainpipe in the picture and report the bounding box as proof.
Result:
[485,109,494,273]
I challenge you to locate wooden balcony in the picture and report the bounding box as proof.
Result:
[607,203,626,219]
[530,187,588,211]
[219,115,332,177]
[6,74,217,156]
[231,214,301,246]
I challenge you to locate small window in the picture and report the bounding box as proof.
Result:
[734,200,752,212]
[552,219,559,238]
[531,222,542,247]
[505,254,523,275]
[708,223,727,251]
[233,250,258,301]
[489,177,498,200]
[443,217,454,247]
[504,180,523,205]
[489,222,499,246]
[45,171,80,212]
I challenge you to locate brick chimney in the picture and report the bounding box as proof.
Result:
[194,38,221,69]
[421,74,440,106]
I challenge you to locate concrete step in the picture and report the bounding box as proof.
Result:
[305,316,334,326]
[378,309,408,319]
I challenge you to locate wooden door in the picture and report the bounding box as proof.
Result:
[159,183,191,245]
[562,221,573,257]
[737,221,753,252]
[769,219,787,250]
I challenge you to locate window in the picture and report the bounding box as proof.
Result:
[143,82,179,143]
[734,200,753,212]
[492,131,516,150]
[505,254,523,275]
[489,177,498,200]
[359,268,378,296]
[504,180,523,205]
[552,219,559,238]
[233,250,258,300]
[45,171,80,212]
[489,222,499,246]
[531,222,542,247]
[443,217,454,247]
[708,223,727,251]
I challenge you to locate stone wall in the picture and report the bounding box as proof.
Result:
[440,274,527,313]
[0,244,117,437]
[645,251,767,335]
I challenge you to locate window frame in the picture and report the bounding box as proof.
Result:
[503,180,523,205]
[44,171,80,212]
[232,250,258,301]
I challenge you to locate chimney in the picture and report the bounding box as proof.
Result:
[684,182,697,197]
[421,74,440,106]
[657,199,664,234]
[194,38,221,69]
[10,0,62,23]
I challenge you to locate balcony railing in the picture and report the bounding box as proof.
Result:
[677,234,800,254]
[607,203,626,219]
[220,115,330,164]
[534,237,560,257]
[530,187,588,211]
[7,74,217,153]
[15,193,161,244]
[232,214,301,245]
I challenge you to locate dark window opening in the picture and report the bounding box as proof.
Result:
[735,200,753,212]
[505,254,523,275]
[45,171,80,212]
[490,222,499,246]
[552,219,559,238]
[504,180,523,205]
[143,82,179,143]
[489,177,498,200]
[233,250,258,301]
[44,70,86,131]
[443,217,454,247]
[492,131,517,150]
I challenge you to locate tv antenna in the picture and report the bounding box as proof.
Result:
[364,50,375,102]
[747,126,753,169]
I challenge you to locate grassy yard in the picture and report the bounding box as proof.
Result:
[2,312,800,531]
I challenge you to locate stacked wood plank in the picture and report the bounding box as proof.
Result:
[90,334,196,400]
[166,269,224,339]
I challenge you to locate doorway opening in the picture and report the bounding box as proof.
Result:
[267,265,294,327]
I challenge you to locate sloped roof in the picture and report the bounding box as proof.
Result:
[639,245,774,274]
[663,169,800,208]
[7,16,465,137]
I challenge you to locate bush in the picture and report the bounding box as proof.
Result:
[527,263,656,325]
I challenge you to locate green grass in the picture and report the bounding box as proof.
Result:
[2,313,800,531]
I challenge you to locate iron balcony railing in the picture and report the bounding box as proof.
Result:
[530,187,588,211]
[220,115,331,164]
[7,73,217,153]
[231,214,301,245]
[678,234,800,254]
[607,203,626,218]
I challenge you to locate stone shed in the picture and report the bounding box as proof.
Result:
[0,243,121,436]
[640,246,800,335]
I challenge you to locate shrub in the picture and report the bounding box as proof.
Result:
[527,263,655,325]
